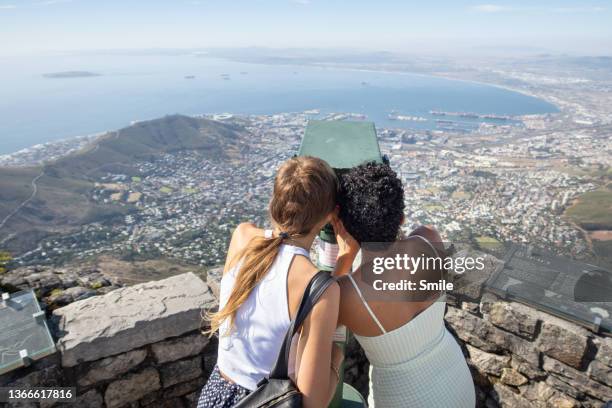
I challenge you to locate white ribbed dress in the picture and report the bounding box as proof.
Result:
[348,276,476,408]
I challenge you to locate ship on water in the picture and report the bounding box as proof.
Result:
[388,113,427,122]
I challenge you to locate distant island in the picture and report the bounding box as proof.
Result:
[43,71,102,78]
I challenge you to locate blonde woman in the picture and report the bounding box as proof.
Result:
[198,156,343,408]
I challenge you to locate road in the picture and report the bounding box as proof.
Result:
[0,170,44,232]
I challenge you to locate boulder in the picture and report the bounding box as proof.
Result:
[55,272,215,367]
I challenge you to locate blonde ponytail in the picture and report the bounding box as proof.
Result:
[205,235,284,336]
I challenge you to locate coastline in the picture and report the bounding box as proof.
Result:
[0,62,560,163]
[306,63,562,113]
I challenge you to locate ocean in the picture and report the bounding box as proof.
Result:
[0,54,558,155]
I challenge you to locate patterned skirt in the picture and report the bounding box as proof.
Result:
[197,365,250,408]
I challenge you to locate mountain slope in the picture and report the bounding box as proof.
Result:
[0,115,248,254]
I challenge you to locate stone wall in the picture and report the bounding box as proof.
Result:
[0,272,218,408]
[445,292,612,408]
[2,269,610,408]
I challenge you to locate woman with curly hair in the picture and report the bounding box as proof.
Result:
[331,162,475,408]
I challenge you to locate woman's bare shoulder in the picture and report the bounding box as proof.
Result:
[224,222,264,273]
[232,222,263,244]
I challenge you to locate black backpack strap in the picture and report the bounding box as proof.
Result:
[268,271,335,380]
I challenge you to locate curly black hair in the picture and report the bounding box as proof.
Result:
[337,162,405,243]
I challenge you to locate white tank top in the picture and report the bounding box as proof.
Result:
[217,240,310,390]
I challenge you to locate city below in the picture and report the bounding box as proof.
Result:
[0,55,610,287]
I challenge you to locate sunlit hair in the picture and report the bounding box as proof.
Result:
[204,156,337,336]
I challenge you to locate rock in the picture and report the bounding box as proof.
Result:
[537,319,588,369]
[466,344,510,376]
[500,368,528,386]
[446,307,539,361]
[72,390,103,408]
[184,391,200,407]
[55,272,215,367]
[151,333,209,364]
[1,274,26,287]
[25,272,63,296]
[78,349,148,386]
[587,360,612,386]
[163,377,205,399]
[484,397,498,408]
[5,362,62,388]
[96,285,122,295]
[202,349,218,379]
[160,356,202,388]
[544,356,612,401]
[493,383,532,408]
[548,395,579,408]
[59,274,78,288]
[47,286,96,307]
[145,398,185,408]
[545,375,585,400]
[511,356,546,380]
[206,267,222,300]
[479,292,499,315]
[461,301,480,314]
[595,336,612,367]
[139,391,162,406]
[519,382,556,402]
[488,301,538,339]
[446,307,503,352]
[104,367,161,408]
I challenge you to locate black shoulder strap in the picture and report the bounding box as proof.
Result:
[268,271,335,380]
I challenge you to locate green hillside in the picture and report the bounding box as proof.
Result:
[565,185,612,229]
[47,115,246,179]
[0,115,247,254]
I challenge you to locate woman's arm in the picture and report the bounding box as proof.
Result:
[330,216,360,277]
[294,282,342,408]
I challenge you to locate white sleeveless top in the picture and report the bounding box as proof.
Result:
[217,238,310,390]
[347,236,476,408]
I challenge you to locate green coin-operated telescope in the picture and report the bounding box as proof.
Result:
[298,120,384,408]
[299,120,385,270]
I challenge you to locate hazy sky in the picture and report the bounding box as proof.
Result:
[1,0,611,56]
